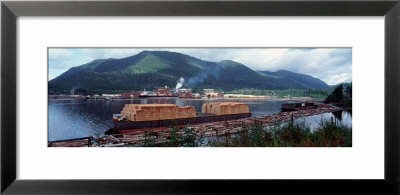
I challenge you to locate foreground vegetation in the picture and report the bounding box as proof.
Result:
[141,117,352,147]
[141,126,205,147]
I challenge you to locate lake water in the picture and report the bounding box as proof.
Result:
[48,98,351,141]
[293,110,352,130]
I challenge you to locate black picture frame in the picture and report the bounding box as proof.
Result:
[1,0,399,194]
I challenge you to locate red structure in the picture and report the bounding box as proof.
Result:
[120,91,141,99]
[154,88,172,96]
[215,90,224,98]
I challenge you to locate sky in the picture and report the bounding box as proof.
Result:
[48,48,352,85]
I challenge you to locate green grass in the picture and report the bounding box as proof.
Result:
[208,117,352,147]
[139,117,351,147]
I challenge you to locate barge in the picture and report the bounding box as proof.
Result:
[105,102,251,134]
[105,112,251,134]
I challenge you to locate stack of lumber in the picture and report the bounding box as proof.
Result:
[121,104,196,121]
[202,102,249,115]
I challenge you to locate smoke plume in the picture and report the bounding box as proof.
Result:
[186,64,221,89]
[175,77,185,91]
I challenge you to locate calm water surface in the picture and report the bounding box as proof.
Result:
[293,110,352,130]
[48,98,351,141]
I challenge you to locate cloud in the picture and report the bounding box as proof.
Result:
[49,48,73,60]
[48,49,73,69]
[326,72,352,85]
[80,48,142,59]
[48,48,92,79]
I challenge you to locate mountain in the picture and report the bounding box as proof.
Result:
[48,50,329,94]
[257,70,329,89]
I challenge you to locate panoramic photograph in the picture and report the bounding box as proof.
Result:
[48,48,352,147]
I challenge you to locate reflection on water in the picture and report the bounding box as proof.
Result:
[293,110,352,131]
[48,98,352,141]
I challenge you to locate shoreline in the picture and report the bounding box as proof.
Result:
[48,96,321,102]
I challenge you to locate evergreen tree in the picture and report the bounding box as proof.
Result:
[325,85,344,103]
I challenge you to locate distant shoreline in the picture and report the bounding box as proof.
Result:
[48,96,323,102]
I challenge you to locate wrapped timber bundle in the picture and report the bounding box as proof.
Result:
[121,104,196,122]
[202,102,250,115]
